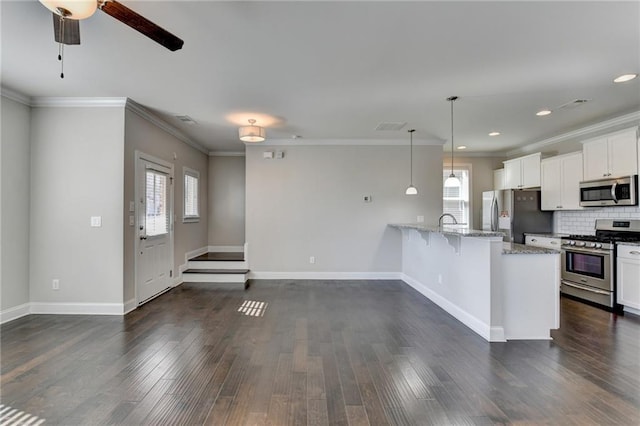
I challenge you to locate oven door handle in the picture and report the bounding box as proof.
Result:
[561,280,611,296]
[562,246,610,255]
[611,182,618,204]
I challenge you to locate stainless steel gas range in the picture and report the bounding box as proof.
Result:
[561,219,640,310]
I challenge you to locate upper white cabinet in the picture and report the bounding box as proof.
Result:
[503,153,541,189]
[493,168,505,190]
[541,152,584,210]
[582,127,638,181]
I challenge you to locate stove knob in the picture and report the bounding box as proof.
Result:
[562,241,571,246]
[595,243,602,249]
[575,241,586,247]
[586,243,596,248]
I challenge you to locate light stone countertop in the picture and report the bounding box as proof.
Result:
[502,242,560,255]
[524,232,570,239]
[389,223,504,238]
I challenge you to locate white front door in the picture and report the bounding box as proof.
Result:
[136,155,173,305]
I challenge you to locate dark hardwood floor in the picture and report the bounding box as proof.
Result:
[2,280,639,425]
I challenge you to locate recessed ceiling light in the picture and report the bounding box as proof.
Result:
[614,74,638,83]
[536,109,552,116]
[488,131,500,136]
[457,145,467,150]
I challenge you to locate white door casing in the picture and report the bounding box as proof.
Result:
[135,152,174,305]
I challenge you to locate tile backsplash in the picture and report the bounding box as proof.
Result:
[554,206,640,235]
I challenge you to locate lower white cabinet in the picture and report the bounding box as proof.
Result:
[617,244,640,310]
[525,235,562,250]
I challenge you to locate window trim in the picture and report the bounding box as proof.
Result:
[183,167,200,223]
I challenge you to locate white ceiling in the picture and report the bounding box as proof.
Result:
[2,1,639,154]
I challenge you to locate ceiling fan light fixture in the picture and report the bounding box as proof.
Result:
[613,73,638,83]
[39,0,97,19]
[239,119,266,143]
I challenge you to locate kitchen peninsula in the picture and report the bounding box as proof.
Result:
[390,223,560,342]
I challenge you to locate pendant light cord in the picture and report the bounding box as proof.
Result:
[409,129,415,185]
[447,96,458,177]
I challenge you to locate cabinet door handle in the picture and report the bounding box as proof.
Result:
[550,241,559,245]
[531,238,537,242]
[630,251,640,255]
[556,205,562,208]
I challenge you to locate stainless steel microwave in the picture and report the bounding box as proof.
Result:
[579,175,638,207]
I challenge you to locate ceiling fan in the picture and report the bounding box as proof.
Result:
[39,0,184,77]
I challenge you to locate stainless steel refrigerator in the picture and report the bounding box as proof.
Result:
[482,189,553,243]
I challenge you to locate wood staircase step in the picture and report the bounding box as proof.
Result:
[183,269,249,274]
[190,252,245,262]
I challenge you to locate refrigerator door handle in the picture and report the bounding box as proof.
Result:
[491,197,498,231]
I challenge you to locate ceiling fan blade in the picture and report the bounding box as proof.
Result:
[52,13,80,45]
[99,0,184,51]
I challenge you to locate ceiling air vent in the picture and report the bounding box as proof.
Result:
[375,121,407,131]
[175,115,197,125]
[558,99,591,110]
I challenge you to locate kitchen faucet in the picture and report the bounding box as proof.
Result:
[438,213,458,227]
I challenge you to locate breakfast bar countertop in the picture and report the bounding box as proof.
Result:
[389,223,504,238]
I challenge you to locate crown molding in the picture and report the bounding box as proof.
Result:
[209,151,246,157]
[125,99,208,155]
[260,138,446,147]
[1,87,31,106]
[31,97,128,108]
[506,110,640,157]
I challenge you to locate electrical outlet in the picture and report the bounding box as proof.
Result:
[309,256,316,264]
[52,279,60,290]
[417,215,424,223]
[363,195,372,203]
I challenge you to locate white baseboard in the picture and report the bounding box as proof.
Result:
[624,306,640,316]
[123,298,137,315]
[0,303,31,324]
[207,245,245,253]
[400,273,501,342]
[30,302,128,315]
[249,271,402,280]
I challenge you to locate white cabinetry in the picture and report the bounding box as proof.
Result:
[493,168,505,190]
[525,235,562,250]
[582,128,638,181]
[617,244,640,313]
[504,153,541,189]
[540,152,584,210]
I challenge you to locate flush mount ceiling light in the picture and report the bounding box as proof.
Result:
[405,129,418,195]
[444,96,461,188]
[239,119,266,143]
[536,109,552,116]
[488,131,500,136]
[614,74,638,83]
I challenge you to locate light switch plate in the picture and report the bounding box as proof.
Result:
[90,216,102,227]
[263,151,274,159]
[417,215,424,223]
[129,201,135,212]
[129,215,134,226]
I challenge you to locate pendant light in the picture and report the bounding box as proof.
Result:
[239,119,266,143]
[405,129,418,195]
[444,96,461,188]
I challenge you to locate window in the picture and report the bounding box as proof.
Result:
[183,167,200,222]
[442,166,470,226]
[145,170,169,236]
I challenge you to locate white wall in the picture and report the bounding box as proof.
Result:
[245,144,442,274]
[29,106,125,306]
[208,155,245,246]
[1,96,31,314]
[124,108,208,301]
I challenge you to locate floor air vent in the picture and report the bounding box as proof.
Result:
[238,300,268,317]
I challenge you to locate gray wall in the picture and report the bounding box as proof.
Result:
[29,106,125,304]
[124,108,209,302]
[208,155,245,246]
[1,96,31,311]
[245,144,442,273]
